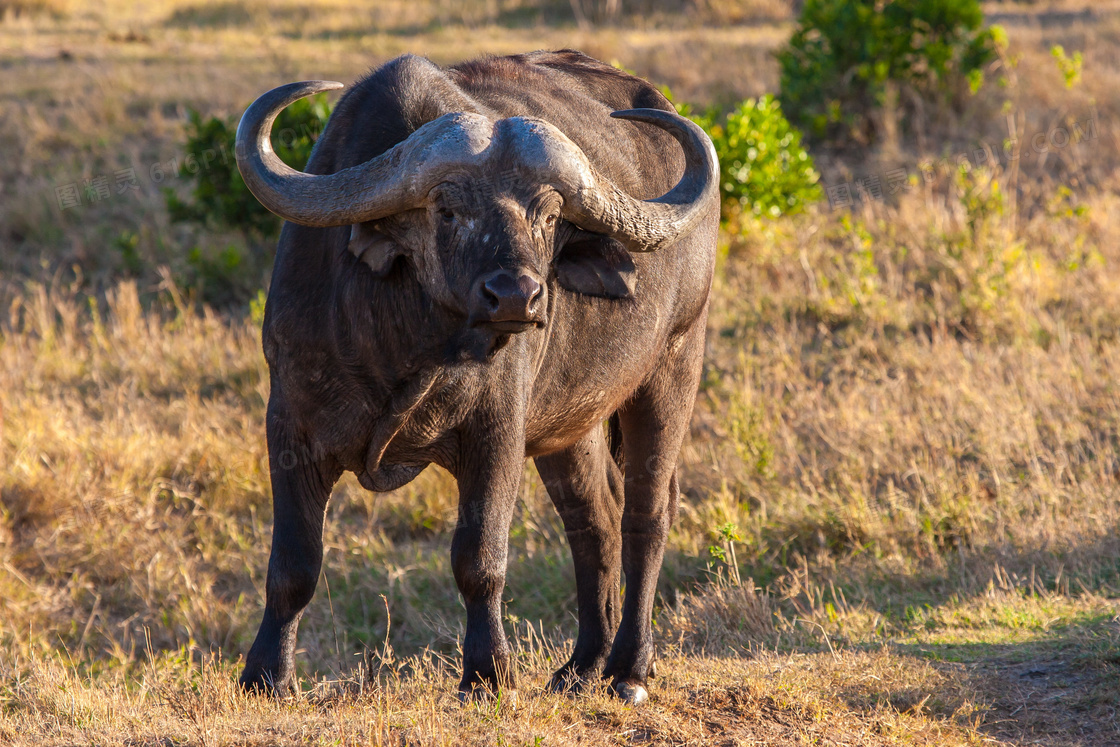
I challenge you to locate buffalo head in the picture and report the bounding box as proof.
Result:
[235,81,716,337]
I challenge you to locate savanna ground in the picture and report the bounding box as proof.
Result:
[3,0,1120,744]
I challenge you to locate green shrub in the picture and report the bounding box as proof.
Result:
[167,87,818,242]
[777,0,999,143]
[165,94,333,237]
[1051,44,1083,89]
[697,95,822,219]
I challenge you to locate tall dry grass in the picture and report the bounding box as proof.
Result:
[3,171,1118,671]
[3,1,1120,744]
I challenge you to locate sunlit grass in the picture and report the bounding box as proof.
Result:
[3,0,1120,744]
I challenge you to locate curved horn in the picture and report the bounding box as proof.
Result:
[236,81,493,227]
[562,108,719,252]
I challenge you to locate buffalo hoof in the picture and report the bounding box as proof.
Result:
[610,679,649,705]
[457,687,518,709]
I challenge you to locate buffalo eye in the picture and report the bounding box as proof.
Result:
[544,213,558,228]
[437,207,455,223]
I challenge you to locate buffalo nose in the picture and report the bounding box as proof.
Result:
[474,270,545,327]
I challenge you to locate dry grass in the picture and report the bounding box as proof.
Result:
[0,637,1003,746]
[3,0,1120,744]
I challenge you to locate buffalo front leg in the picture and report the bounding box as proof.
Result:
[604,329,706,704]
[240,398,339,694]
[451,429,525,702]
[535,425,623,692]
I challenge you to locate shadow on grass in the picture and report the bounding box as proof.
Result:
[164,0,579,38]
[769,522,1120,629]
[304,531,578,665]
[885,624,1120,747]
[165,2,255,28]
[816,542,1120,746]
[666,528,1120,744]
[300,9,578,41]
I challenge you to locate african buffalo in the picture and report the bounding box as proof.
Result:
[234,50,718,704]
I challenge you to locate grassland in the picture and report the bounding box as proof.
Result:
[3,0,1120,744]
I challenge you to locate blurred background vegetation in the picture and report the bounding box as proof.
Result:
[3,0,1120,744]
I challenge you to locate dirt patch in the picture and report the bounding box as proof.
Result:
[935,656,1120,745]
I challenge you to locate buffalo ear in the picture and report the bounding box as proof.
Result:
[555,233,636,299]
[349,222,405,277]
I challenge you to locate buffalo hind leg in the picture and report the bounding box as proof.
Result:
[604,330,704,704]
[535,425,624,693]
[240,400,340,694]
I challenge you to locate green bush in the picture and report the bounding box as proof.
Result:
[697,95,822,219]
[167,87,819,242]
[777,0,999,143]
[166,94,333,237]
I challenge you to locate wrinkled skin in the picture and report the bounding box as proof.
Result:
[238,50,719,704]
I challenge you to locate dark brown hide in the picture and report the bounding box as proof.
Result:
[237,50,719,705]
